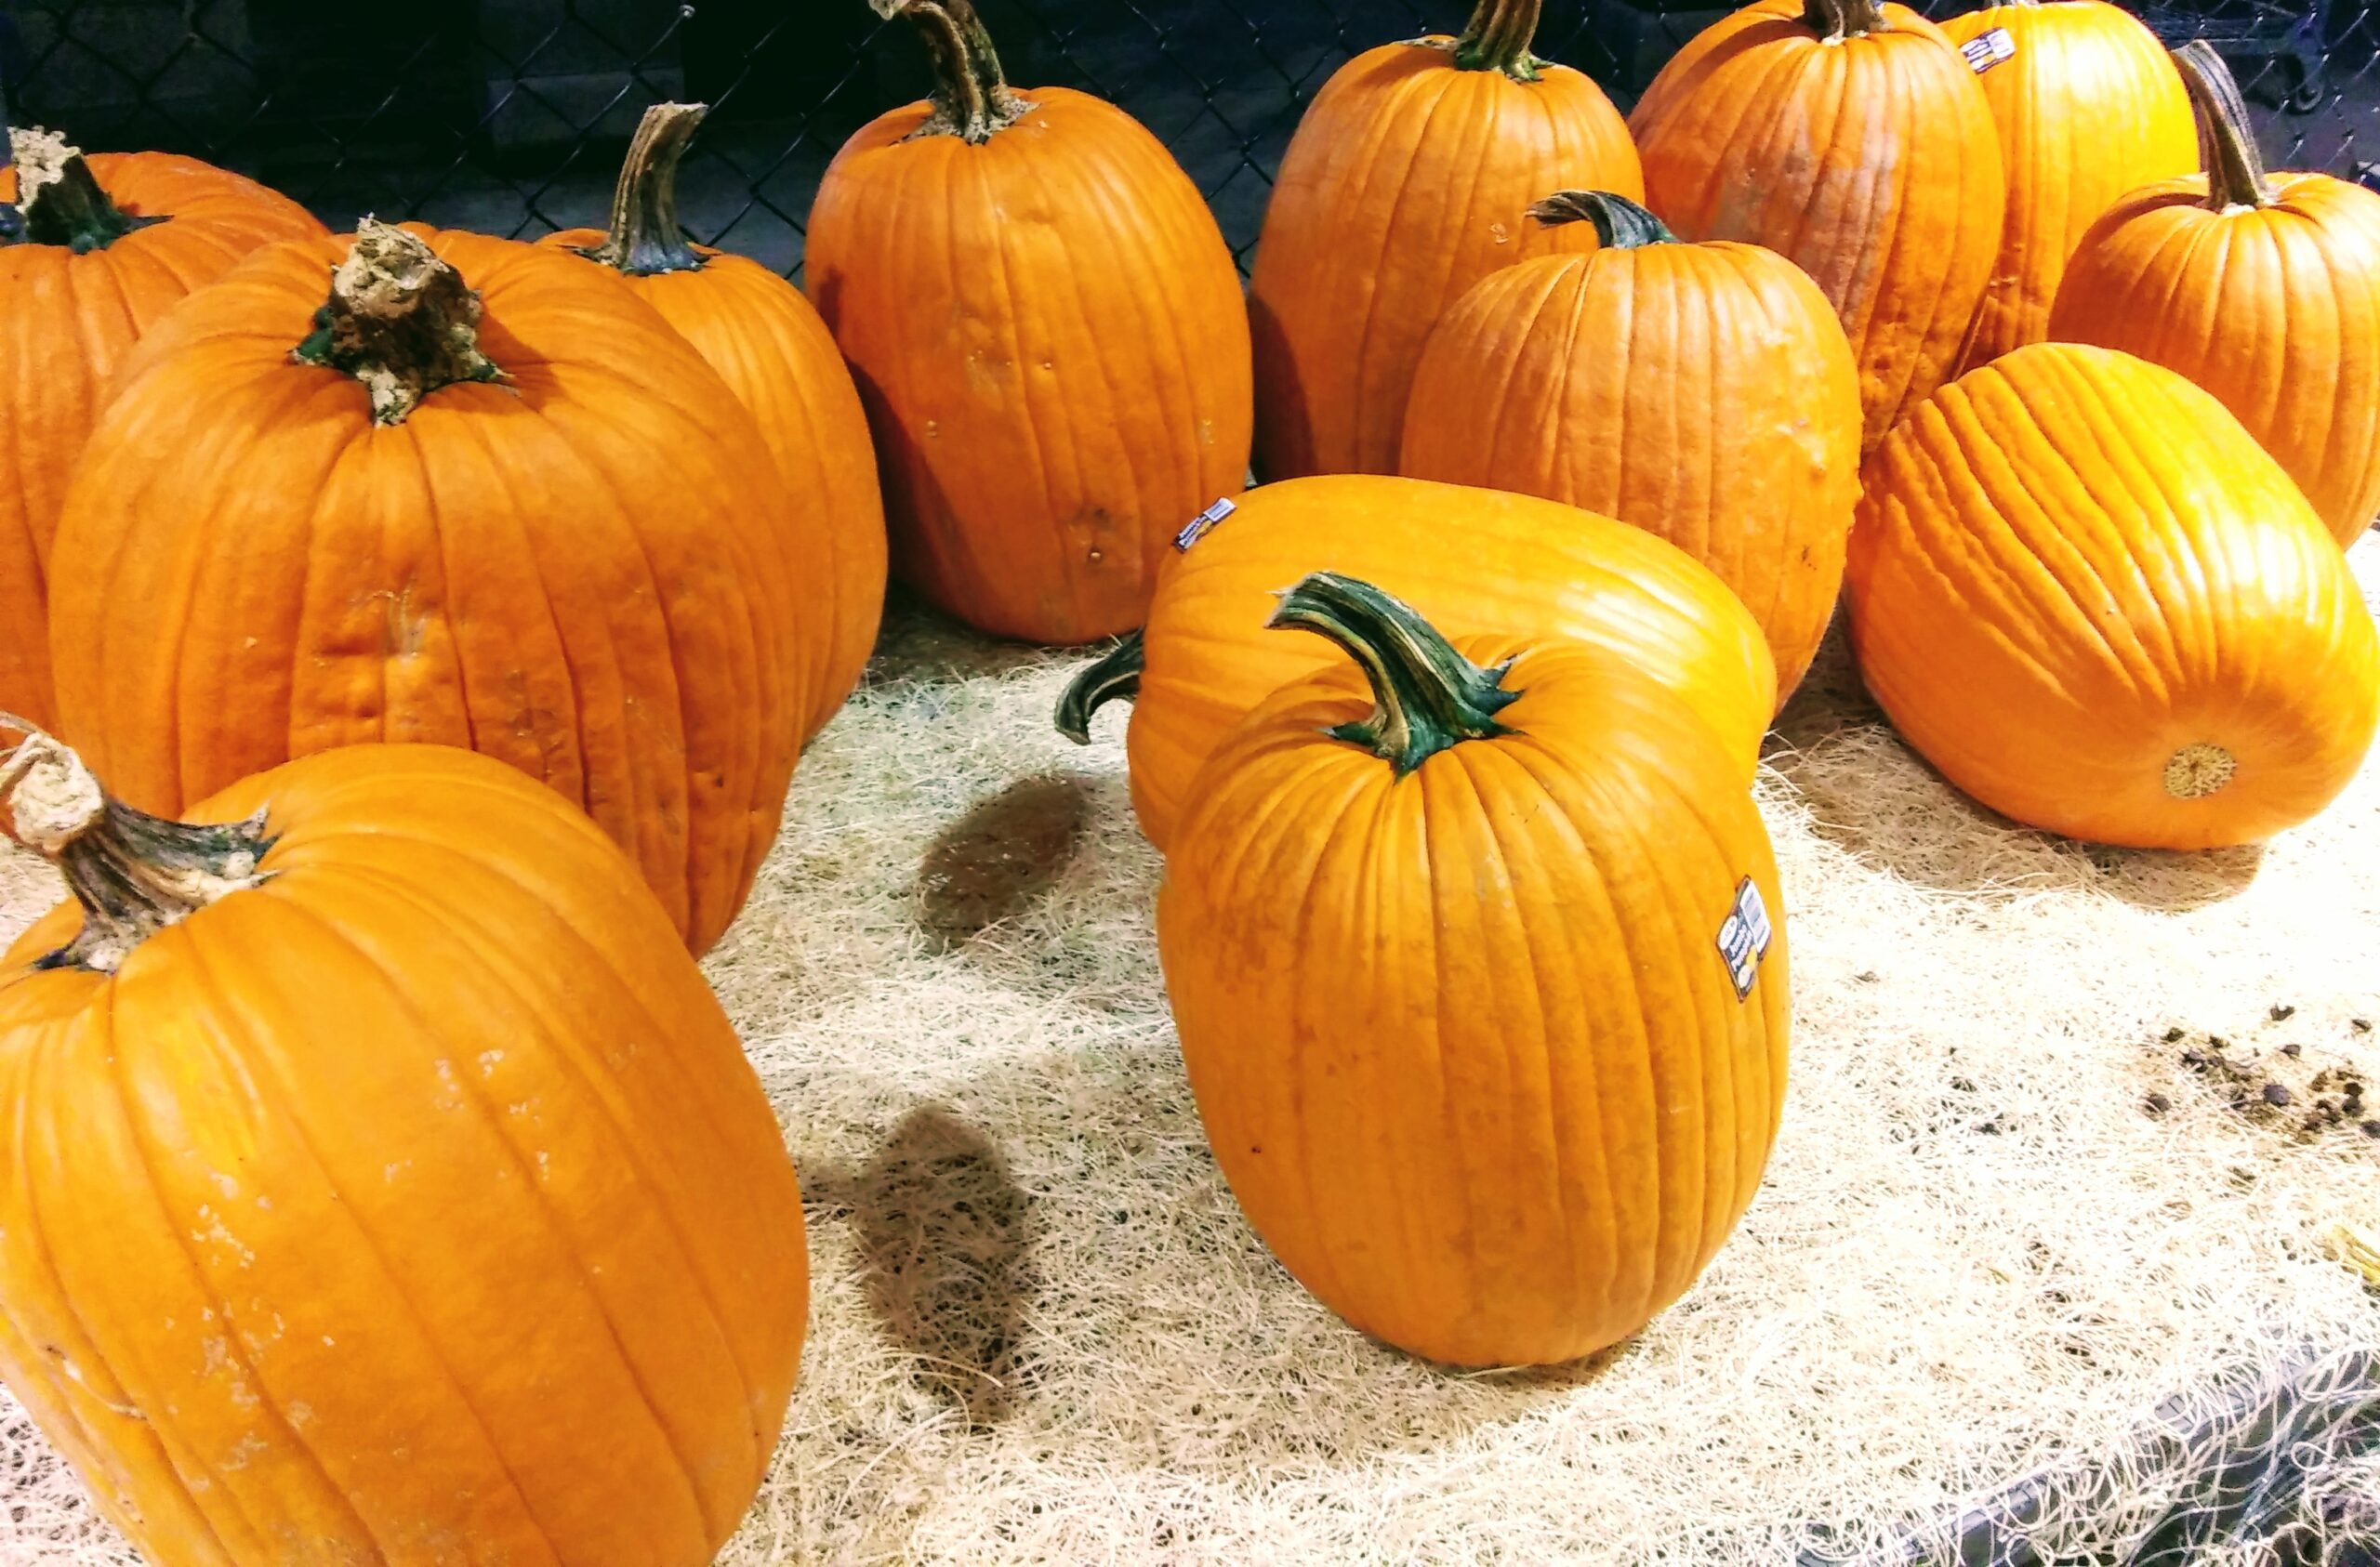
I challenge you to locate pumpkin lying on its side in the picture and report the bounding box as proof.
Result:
[1158,573,1790,1367]
[1054,474,1778,854]
[0,732,807,1566]
[1846,341,2380,849]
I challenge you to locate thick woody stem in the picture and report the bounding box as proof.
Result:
[1451,0,1545,80]
[1528,191,1678,248]
[578,101,710,275]
[2174,42,2275,211]
[873,0,1032,143]
[6,127,165,253]
[1803,0,1890,40]
[1265,575,1519,775]
[290,219,509,425]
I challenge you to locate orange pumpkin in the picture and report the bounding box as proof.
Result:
[802,0,1251,645]
[1249,0,1642,480]
[1629,0,2005,449]
[0,732,806,1566]
[1399,191,1861,700]
[1157,573,1789,1367]
[545,101,888,727]
[47,220,827,955]
[1054,473,1778,853]
[1846,342,2380,849]
[1937,0,2197,368]
[0,127,324,735]
[2048,43,2380,546]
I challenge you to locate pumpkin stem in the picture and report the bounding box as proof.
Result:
[577,101,708,276]
[873,0,1032,144]
[1267,574,1517,776]
[1054,630,1144,744]
[1528,191,1678,248]
[1802,0,1889,39]
[291,219,509,426]
[0,717,271,975]
[5,126,165,254]
[2174,43,2275,212]
[1450,0,1545,80]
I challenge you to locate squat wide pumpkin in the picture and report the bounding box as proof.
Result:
[1157,575,1790,1368]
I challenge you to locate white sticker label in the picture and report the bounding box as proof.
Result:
[1716,877,1773,1001]
[1174,495,1237,551]
[1961,27,2016,73]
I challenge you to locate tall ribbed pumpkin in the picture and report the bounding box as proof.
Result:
[1937,0,2196,368]
[1249,0,1642,479]
[1399,191,1861,700]
[1846,342,2380,849]
[1630,0,2005,449]
[1158,573,1790,1367]
[46,221,827,955]
[1054,473,1777,853]
[0,128,324,734]
[0,733,808,1567]
[2049,44,2380,546]
[802,0,1251,645]
[544,102,888,727]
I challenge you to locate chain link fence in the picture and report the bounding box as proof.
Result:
[2,0,2374,283]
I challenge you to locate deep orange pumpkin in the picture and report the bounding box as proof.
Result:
[1399,191,1861,701]
[1846,342,2380,849]
[2048,43,2380,546]
[1249,0,1642,480]
[1055,473,1778,853]
[1937,0,2197,368]
[0,128,324,735]
[802,0,1251,644]
[545,102,888,728]
[1629,0,2005,449]
[0,733,807,1566]
[46,221,828,955]
[1158,573,1789,1367]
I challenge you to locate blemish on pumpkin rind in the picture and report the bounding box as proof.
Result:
[2164,742,2236,799]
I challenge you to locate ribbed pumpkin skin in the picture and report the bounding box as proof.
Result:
[1159,634,1790,1367]
[1938,1,2196,368]
[1846,343,2380,849]
[2048,170,2380,546]
[47,229,826,955]
[1116,475,1777,851]
[0,744,807,1566]
[1399,236,1860,700]
[1249,42,1641,479]
[804,88,1252,644]
[1629,0,2005,448]
[0,151,324,734]
[543,228,889,727]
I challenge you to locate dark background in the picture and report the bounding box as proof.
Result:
[2,0,2373,279]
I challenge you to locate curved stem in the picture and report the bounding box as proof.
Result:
[1528,191,1677,248]
[577,102,708,275]
[2174,42,2275,211]
[1802,0,1889,39]
[1452,0,1544,80]
[872,0,1030,143]
[291,219,508,426]
[0,718,271,975]
[1266,574,1517,775]
[6,127,165,254]
[1055,630,1144,744]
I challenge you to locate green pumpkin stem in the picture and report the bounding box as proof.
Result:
[874,0,1031,143]
[1803,0,1889,39]
[577,102,708,275]
[1267,574,1518,775]
[1054,630,1144,744]
[6,127,165,254]
[1451,0,1545,79]
[292,219,509,426]
[2173,42,2275,211]
[1528,191,1677,248]
[0,718,271,975]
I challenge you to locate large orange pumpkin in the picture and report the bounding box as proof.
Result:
[1629,0,2005,449]
[1248,0,1642,480]
[544,101,887,728]
[802,0,1251,645]
[1846,342,2380,849]
[1157,573,1789,1367]
[1054,473,1777,853]
[1399,191,1861,701]
[0,127,324,735]
[46,221,827,955]
[1937,0,2196,369]
[0,732,806,1565]
[2048,43,2380,546]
